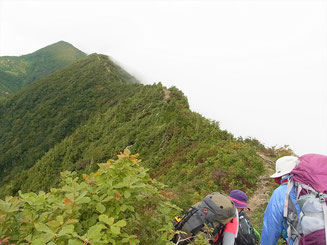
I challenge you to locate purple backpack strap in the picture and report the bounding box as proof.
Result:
[320,193,327,244]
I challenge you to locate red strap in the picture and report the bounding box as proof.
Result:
[214,233,219,242]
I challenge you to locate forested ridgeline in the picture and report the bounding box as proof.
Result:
[0,41,86,97]
[0,53,141,195]
[0,43,294,244]
[1,57,266,211]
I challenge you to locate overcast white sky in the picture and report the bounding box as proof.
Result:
[0,0,326,156]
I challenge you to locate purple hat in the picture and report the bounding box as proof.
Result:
[228,190,250,210]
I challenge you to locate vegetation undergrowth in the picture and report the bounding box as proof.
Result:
[0,149,180,245]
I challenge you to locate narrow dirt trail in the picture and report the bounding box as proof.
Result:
[247,153,275,216]
[163,88,171,101]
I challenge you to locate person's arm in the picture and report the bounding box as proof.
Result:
[222,231,236,245]
[222,216,238,245]
[260,186,285,245]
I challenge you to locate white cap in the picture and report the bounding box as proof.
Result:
[270,156,299,178]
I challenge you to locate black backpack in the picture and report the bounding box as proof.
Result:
[171,192,235,245]
[235,210,258,245]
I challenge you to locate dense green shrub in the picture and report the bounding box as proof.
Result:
[0,150,180,245]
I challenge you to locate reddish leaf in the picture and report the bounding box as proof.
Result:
[63,198,73,204]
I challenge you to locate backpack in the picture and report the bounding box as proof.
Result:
[235,210,258,245]
[172,192,235,245]
[283,154,327,245]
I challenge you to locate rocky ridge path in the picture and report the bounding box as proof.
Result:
[247,152,276,220]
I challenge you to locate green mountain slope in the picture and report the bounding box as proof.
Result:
[0,44,288,211]
[0,41,86,97]
[0,43,296,244]
[0,53,141,194]
[1,65,264,210]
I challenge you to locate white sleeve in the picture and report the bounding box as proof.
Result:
[222,231,236,245]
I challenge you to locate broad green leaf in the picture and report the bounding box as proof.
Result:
[108,217,115,226]
[110,226,120,235]
[62,186,74,192]
[0,201,10,212]
[108,238,116,244]
[133,183,145,188]
[129,238,138,245]
[75,191,88,201]
[99,214,114,226]
[87,224,106,239]
[68,239,84,245]
[96,203,106,213]
[123,191,131,198]
[120,204,128,211]
[58,224,75,237]
[62,224,75,234]
[58,229,68,237]
[123,177,130,184]
[56,215,64,224]
[115,220,126,227]
[127,206,134,212]
[113,182,127,188]
[35,223,53,234]
[31,238,47,245]
[122,237,129,242]
[47,220,60,228]
[9,204,20,212]
[66,193,75,201]
[32,233,52,244]
[65,219,79,225]
[24,234,32,242]
[76,197,91,204]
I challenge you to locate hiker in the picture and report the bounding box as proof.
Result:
[229,190,260,245]
[172,192,238,244]
[260,156,300,245]
[283,154,327,245]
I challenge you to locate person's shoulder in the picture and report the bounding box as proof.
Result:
[273,184,287,193]
[270,184,288,200]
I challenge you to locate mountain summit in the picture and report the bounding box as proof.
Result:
[0,41,86,97]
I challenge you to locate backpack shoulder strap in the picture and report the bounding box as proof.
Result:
[211,223,226,245]
[283,179,302,244]
[283,178,294,218]
[318,192,327,244]
[174,207,198,231]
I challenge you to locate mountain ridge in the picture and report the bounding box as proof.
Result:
[0,42,295,244]
[0,41,86,97]
[0,53,142,195]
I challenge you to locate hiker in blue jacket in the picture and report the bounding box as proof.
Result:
[261,156,301,245]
